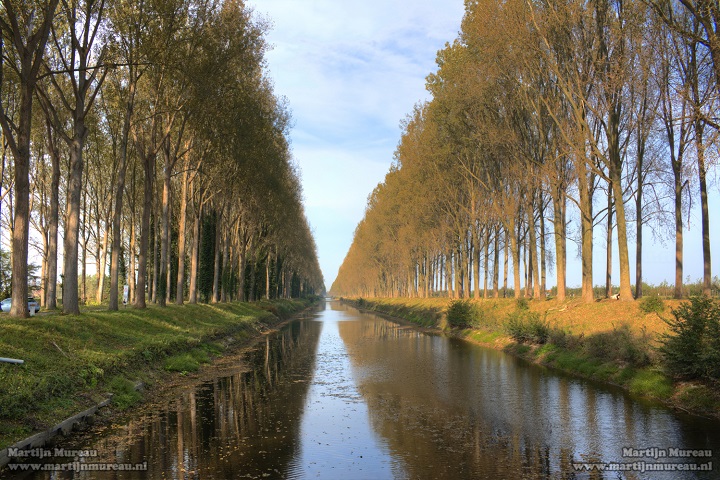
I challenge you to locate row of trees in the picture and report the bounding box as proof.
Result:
[1,0,323,318]
[331,0,717,302]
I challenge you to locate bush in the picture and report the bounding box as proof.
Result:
[659,296,720,380]
[583,324,651,366]
[506,311,550,344]
[446,300,477,328]
[516,298,530,310]
[639,295,665,314]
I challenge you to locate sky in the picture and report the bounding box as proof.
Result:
[249,0,718,292]
[248,0,467,290]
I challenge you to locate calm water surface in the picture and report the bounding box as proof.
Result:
[9,300,720,479]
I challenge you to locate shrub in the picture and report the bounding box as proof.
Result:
[583,324,651,366]
[516,298,530,310]
[446,300,477,328]
[639,295,665,314]
[506,311,550,344]
[659,296,720,380]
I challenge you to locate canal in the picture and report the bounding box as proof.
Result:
[9,300,720,478]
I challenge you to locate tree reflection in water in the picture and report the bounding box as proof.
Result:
[14,302,720,480]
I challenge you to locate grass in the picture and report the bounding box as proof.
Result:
[344,296,720,418]
[0,298,314,450]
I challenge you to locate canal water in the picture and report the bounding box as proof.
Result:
[7,300,720,479]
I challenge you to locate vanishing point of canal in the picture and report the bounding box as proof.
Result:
[11,300,720,479]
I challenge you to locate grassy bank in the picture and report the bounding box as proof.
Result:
[344,296,720,418]
[0,298,316,450]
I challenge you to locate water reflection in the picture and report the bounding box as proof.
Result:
[9,315,324,479]
[7,301,720,479]
[334,302,720,479]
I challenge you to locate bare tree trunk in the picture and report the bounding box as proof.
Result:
[128,221,135,304]
[80,195,88,306]
[610,170,634,301]
[696,122,712,296]
[473,227,480,299]
[528,203,540,298]
[96,226,109,304]
[176,162,189,304]
[674,161,684,299]
[551,184,567,302]
[493,226,500,298]
[265,251,271,300]
[248,258,256,302]
[445,251,454,299]
[503,227,509,298]
[134,154,155,309]
[539,200,547,297]
[606,184,614,298]
[454,249,462,299]
[510,217,522,299]
[578,163,595,303]
[109,83,134,311]
[188,205,201,304]
[63,133,85,314]
[689,33,712,296]
[236,230,246,302]
[483,229,489,299]
[221,231,229,302]
[212,216,222,303]
[634,88,650,300]
[158,143,172,307]
[151,193,160,303]
[2,0,58,318]
[45,121,60,310]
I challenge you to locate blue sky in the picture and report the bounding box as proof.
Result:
[249,0,466,290]
[250,1,718,292]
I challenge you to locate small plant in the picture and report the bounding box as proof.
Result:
[506,311,550,344]
[639,295,665,314]
[659,296,720,380]
[516,298,530,310]
[108,377,142,410]
[446,299,477,328]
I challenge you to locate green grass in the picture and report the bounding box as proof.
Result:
[0,298,313,450]
[628,370,674,399]
[108,377,143,410]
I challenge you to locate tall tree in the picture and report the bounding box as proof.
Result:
[0,0,59,317]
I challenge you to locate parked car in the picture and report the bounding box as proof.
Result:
[0,297,40,313]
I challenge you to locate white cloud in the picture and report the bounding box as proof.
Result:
[247,0,465,288]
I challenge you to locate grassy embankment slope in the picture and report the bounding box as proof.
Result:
[0,298,315,450]
[344,296,720,418]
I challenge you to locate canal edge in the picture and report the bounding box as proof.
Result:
[0,300,322,469]
[340,298,720,422]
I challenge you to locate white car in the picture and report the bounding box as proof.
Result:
[0,297,40,314]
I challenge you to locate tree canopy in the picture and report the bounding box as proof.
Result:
[1,0,323,316]
[331,0,717,302]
